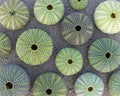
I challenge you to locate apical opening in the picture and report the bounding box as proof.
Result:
[68,59,73,64]
[10,11,16,16]
[75,25,81,31]
[111,13,116,18]
[46,89,52,95]
[6,82,13,90]
[47,5,53,10]
[88,87,93,92]
[105,52,111,58]
[78,0,81,2]
[31,44,38,50]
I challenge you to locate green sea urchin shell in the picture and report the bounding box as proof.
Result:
[16,29,53,65]
[0,0,29,30]
[88,38,120,72]
[69,0,88,10]
[55,48,83,75]
[61,12,93,45]
[34,0,64,25]
[108,71,120,96]
[94,0,120,34]
[74,72,104,96]
[0,32,11,58]
[0,64,30,96]
[33,72,67,96]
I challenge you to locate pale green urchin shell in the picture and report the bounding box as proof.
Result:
[94,0,120,34]
[0,32,11,58]
[33,72,67,96]
[74,72,104,96]
[0,0,29,30]
[55,48,83,75]
[0,64,30,96]
[108,71,120,96]
[69,0,88,10]
[61,12,93,45]
[34,0,64,25]
[88,38,120,72]
[16,29,53,65]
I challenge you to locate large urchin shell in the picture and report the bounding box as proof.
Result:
[55,48,83,76]
[0,0,29,30]
[34,0,64,25]
[0,64,30,96]
[0,32,11,58]
[108,71,120,96]
[74,72,104,96]
[61,12,93,45]
[88,38,120,72]
[94,0,120,34]
[33,72,67,96]
[16,29,53,65]
[69,0,88,10]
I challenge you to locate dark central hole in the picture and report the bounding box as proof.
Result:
[105,52,111,58]
[111,13,116,18]
[68,59,73,64]
[75,25,81,31]
[88,87,93,92]
[78,0,81,2]
[31,44,38,50]
[6,82,13,90]
[10,11,16,16]
[47,5,53,10]
[46,89,52,95]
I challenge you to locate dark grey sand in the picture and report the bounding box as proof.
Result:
[1,0,120,96]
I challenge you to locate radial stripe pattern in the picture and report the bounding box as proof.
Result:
[109,71,120,96]
[94,0,120,34]
[61,12,93,45]
[88,38,120,72]
[16,29,53,65]
[0,64,30,96]
[34,0,64,25]
[33,72,67,96]
[55,48,83,75]
[0,32,11,58]
[0,0,29,30]
[74,72,104,96]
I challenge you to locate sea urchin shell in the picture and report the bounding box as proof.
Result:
[74,72,104,96]
[61,12,93,45]
[16,29,53,65]
[33,72,67,96]
[0,0,29,30]
[0,64,30,96]
[94,0,120,34]
[88,38,120,72]
[34,0,64,25]
[55,48,83,75]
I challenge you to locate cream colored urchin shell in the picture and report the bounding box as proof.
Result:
[16,29,53,65]
[34,0,64,25]
[33,72,67,96]
[94,0,120,34]
[0,0,29,30]
[74,72,104,96]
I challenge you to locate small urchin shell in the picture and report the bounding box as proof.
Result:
[0,0,29,30]
[61,12,93,45]
[0,64,30,96]
[74,72,104,96]
[88,38,120,72]
[16,29,53,65]
[94,0,120,34]
[33,72,67,96]
[55,48,83,75]
[108,71,120,96]
[0,32,11,58]
[34,0,64,25]
[69,0,88,10]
